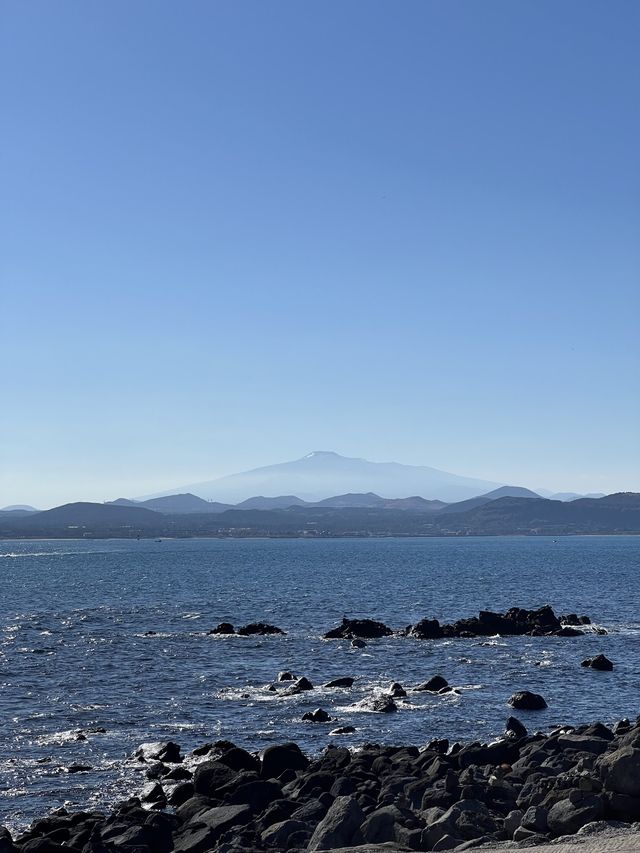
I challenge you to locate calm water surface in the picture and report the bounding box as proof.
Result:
[1,536,638,831]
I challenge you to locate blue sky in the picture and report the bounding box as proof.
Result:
[2,0,638,507]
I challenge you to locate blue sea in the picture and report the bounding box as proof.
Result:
[1,535,638,831]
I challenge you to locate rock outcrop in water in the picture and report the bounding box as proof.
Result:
[582,654,614,671]
[323,606,604,641]
[5,716,640,853]
[208,623,286,636]
[323,618,394,639]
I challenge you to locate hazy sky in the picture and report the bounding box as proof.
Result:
[2,1,639,507]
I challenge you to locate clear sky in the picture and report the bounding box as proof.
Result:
[2,0,639,508]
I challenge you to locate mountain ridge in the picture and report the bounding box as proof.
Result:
[2,492,638,538]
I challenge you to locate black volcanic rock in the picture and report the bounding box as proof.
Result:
[323,617,393,639]
[508,691,548,710]
[208,623,235,635]
[408,618,444,639]
[415,675,449,692]
[9,714,640,853]
[324,677,355,688]
[236,623,285,636]
[581,653,614,670]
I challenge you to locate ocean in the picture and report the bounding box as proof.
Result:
[1,535,638,831]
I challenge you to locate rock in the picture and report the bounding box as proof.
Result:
[325,677,355,688]
[504,809,524,838]
[0,828,15,853]
[260,743,309,778]
[508,691,547,710]
[168,782,195,806]
[521,805,549,833]
[415,675,449,692]
[217,746,260,773]
[19,842,66,853]
[285,676,314,694]
[140,781,165,803]
[330,726,356,735]
[260,819,310,847]
[323,617,393,640]
[432,835,462,850]
[561,613,591,625]
[505,716,528,739]
[457,739,519,769]
[581,654,614,670]
[370,696,397,713]
[192,760,236,796]
[547,793,604,835]
[173,805,251,852]
[360,805,404,844]
[66,763,92,773]
[599,746,640,796]
[351,638,366,648]
[226,779,282,812]
[277,671,295,681]
[176,795,213,823]
[208,623,235,635]
[307,795,364,850]
[409,618,444,639]
[136,741,181,762]
[387,682,407,697]
[302,708,332,723]
[556,733,610,755]
[236,622,285,636]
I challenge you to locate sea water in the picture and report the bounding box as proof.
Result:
[1,535,638,830]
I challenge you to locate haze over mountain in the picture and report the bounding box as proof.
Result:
[142,451,504,504]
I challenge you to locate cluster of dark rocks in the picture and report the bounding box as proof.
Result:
[5,714,640,853]
[208,624,286,637]
[323,606,605,641]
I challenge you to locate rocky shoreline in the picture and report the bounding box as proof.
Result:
[4,713,640,853]
[3,605,633,853]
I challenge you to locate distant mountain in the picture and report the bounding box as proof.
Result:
[439,493,640,534]
[108,494,232,514]
[484,486,541,500]
[1,504,39,512]
[313,492,389,508]
[142,451,503,503]
[439,485,540,514]
[550,492,606,502]
[312,492,445,511]
[1,502,161,536]
[1,493,638,538]
[235,495,307,510]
